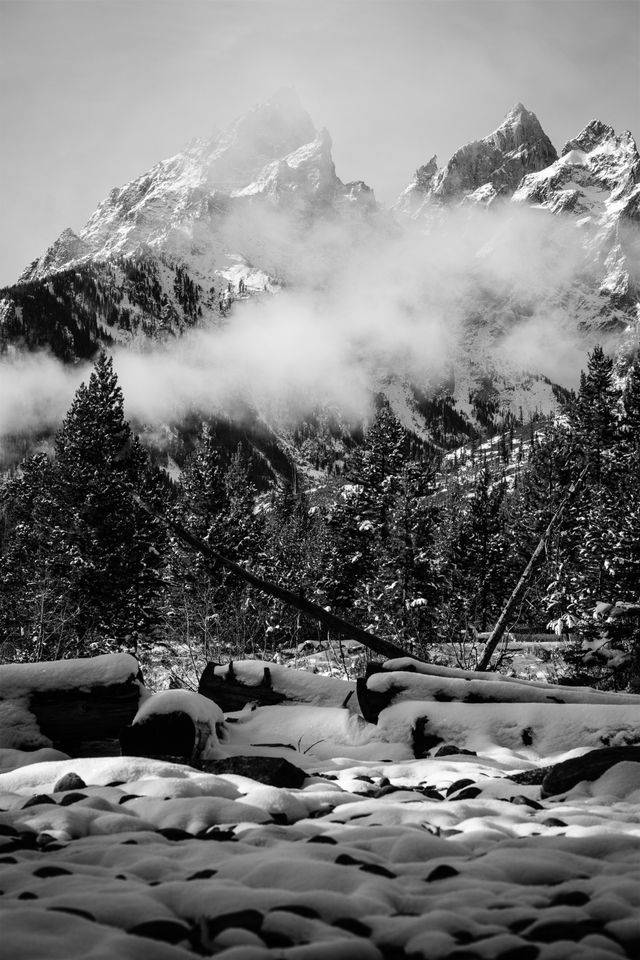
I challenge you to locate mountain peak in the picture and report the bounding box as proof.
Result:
[264,86,306,114]
[200,89,317,189]
[229,88,315,148]
[562,119,618,155]
[492,102,554,154]
[415,103,557,203]
[20,227,91,283]
[505,102,528,118]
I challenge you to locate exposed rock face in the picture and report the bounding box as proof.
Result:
[19,228,92,283]
[395,104,558,216]
[394,155,438,216]
[231,128,344,209]
[431,103,558,201]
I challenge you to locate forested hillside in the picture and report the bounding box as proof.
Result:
[2,346,640,690]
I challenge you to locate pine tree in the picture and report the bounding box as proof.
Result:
[162,430,267,676]
[570,345,619,486]
[541,348,640,688]
[376,457,442,653]
[441,465,509,640]
[323,401,408,630]
[0,354,165,658]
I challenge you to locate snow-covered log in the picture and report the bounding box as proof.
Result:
[199,660,356,713]
[359,661,640,723]
[199,662,288,713]
[377,699,640,759]
[0,654,145,754]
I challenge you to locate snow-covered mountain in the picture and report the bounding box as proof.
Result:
[395,105,640,335]
[394,103,558,214]
[19,89,375,290]
[0,94,638,461]
[513,120,640,312]
[0,89,382,363]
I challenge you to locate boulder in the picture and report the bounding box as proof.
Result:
[541,746,640,798]
[201,755,307,789]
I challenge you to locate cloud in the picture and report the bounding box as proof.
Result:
[0,350,89,438]
[0,199,606,447]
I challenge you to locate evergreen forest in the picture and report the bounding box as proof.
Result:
[2,346,640,692]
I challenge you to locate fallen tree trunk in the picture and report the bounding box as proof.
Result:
[477,466,588,671]
[136,498,410,661]
[199,663,289,713]
[198,661,356,712]
[357,662,640,723]
[0,654,145,755]
[32,682,144,757]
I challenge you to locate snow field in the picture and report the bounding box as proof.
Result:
[3,726,640,958]
[3,656,640,956]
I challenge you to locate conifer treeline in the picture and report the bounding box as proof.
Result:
[1,347,639,689]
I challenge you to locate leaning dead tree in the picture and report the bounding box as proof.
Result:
[136,499,411,661]
[477,466,588,671]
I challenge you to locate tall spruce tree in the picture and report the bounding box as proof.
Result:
[323,400,408,629]
[0,354,165,658]
[441,464,509,639]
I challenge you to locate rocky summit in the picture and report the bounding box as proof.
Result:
[394,102,558,215]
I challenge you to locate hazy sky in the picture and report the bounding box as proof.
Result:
[0,0,638,286]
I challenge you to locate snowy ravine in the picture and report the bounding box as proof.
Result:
[2,659,640,958]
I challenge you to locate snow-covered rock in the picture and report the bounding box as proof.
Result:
[394,103,557,216]
[513,119,640,310]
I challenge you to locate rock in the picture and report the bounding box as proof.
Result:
[59,793,88,806]
[201,755,307,789]
[54,772,86,792]
[510,795,543,810]
[120,711,196,764]
[434,744,477,758]
[522,917,603,943]
[541,746,640,798]
[33,866,72,878]
[21,794,56,809]
[446,778,475,798]
[549,890,590,907]
[426,864,459,882]
[127,919,191,944]
[453,786,482,800]
[507,768,551,786]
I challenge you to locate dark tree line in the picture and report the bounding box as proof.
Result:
[0,254,209,361]
[2,346,640,689]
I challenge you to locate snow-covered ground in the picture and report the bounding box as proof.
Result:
[2,657,640,958]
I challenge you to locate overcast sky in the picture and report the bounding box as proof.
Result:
[0,0,638,286]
